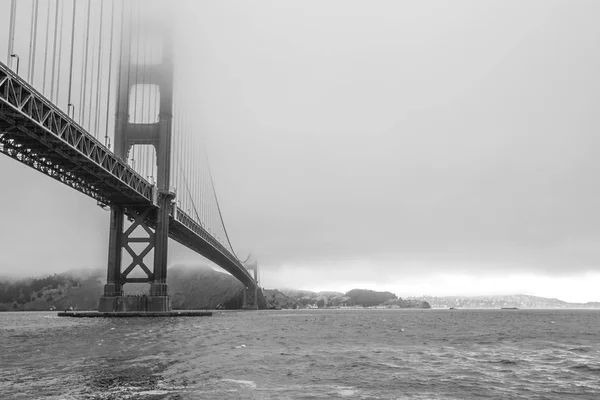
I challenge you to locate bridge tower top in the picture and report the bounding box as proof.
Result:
[114,4,174,192]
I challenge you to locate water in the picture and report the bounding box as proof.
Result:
[1,309,599,399]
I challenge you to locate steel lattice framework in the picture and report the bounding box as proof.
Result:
[0,61,256,289]
[0,62,156,207]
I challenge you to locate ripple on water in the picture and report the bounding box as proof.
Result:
[1,310,600,399]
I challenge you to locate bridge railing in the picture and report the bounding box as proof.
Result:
[0,61,156,206]
[173,207,250,267]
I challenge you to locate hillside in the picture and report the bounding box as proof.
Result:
[409,294,600,309]
[15,269,599,311]
[274,288,430,309]
[0,265,260,311]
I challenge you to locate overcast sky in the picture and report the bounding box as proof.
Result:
[1,0,600,302]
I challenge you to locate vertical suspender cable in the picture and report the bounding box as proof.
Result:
[195,138,199,224]
[54,0,64,104]
[50,0,60,101]
[207,150,212,234]
[141,33,148,178]
[182,114,186,211]
[42,0,51,93]
[27,0,36,82]
[188,121,193,216]
[142,28,149,178]
[93,1,105,137]
[80,0,91,124]
[88,15,97,134]
[200,149,205,228]
[123,0,134,161]
[174,91,180,195]
[31,0,39,83]
[200,149,204,226]
[104,0,116,148]
[67,0,76,116]
[171,76,178,189]
[172,103,177,192]
[184,116,189,212]
[131,3,142,169]
[150,38,156,181]
[7,0,17,68]
[27,1,34,79]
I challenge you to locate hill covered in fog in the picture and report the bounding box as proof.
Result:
[0,265,253,311]
[12,268,597,311]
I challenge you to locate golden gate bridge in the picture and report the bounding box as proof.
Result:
[0,0,262,312]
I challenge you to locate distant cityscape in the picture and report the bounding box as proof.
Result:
[408,294,600,309]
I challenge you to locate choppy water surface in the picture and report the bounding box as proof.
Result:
[1,309,600,399]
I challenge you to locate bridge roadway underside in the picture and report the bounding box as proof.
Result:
[0,62,256,290]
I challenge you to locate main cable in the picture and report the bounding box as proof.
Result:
[206,153,237,256]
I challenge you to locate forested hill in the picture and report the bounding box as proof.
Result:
[0,269,104,311]
[1,269,432,311]
[0,265,249,311]
[269,288,431,309]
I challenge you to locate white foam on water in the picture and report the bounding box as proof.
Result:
[136,389,172,396]
[221,378,257,389]
[332,386,358,397]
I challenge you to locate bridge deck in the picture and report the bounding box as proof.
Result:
[0,62,255,288]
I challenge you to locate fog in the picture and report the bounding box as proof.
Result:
[1,0,600,301]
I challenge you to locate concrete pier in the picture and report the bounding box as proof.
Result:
[58,310,212,318]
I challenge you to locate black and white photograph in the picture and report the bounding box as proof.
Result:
[1,0,599,398]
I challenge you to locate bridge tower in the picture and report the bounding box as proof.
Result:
[243,262,261,310]
[99,7,174,312]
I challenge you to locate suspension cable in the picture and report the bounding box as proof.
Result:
[42,0,51,93]
[141,26,148,179]
[87,12,97,133]
[179,165,203,232]
[7,0,17,68]
[104,0,116,148]
[123,0,134,160]
[27,0,37,82]
[50,0,60,101]
[67,0,76,115]
[206,154,237,256]
[131,2,142,169]
[31,0,39,83]
[79,0,91,124]
[149,35,156,181]
[93,1,104,137]
[54,0,65,104]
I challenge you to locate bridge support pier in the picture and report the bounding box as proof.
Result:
[242,286,258,310]
[98,200,175,312]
